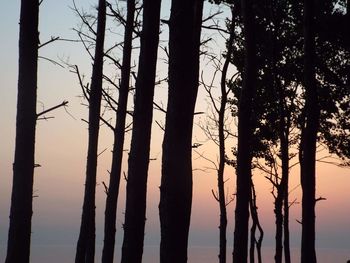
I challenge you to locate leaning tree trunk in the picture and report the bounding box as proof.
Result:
[233,0,257,262]
[75,1,106,262]
[120,0,161,262]
[300,0,318,262]
[159,0,203,262]
[101,1,134,262]
[5,1,39,262]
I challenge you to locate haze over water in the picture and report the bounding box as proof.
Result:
[10,245,350,263]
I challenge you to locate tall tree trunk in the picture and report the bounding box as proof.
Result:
[101,0,134,262]
[274,84,291,263]
[217,7,235,263]
[120,0,161,262]
[281,105,291,263]
[300,0,318,262]
[273,124,290,263]
[233,0,257,262]
[5,1,39,262]
[159,0,203,262]
[75,1,106,262]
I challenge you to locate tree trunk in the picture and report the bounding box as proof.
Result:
[217,7,235,263]
[75,1,106,262]
[281,108,291,263]
[274,186,283,263]
[159,1,203,262]
[5,1,39,262]
[101,1,134,262]
[283,179,291,263]
[120,0,161,262]
[273,127,290,263]
[249,180,263,263]
[274,82,291,263]
[300,0,318,262]
[233,0,257,262]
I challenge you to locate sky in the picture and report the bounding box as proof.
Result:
[0,1,350,262]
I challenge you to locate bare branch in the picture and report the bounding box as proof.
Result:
[100,116,115,131]
[39,36,60,49]
[123,171,128,181]
[38,56,65,68]
[316,196,327,202]
[36,100,69,118]
[153,101,167,114]
[155,120,165,131]
[211,189,220,202]
[102,181,109,195]
[193,149,218,171]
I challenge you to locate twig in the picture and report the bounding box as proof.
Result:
[36,101,69,118]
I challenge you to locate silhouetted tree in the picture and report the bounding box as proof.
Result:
[299,1,350,261]
[75,1,106,262]
[199,5,236,263]
[300,0,318,261]
[232,0,257,261]
[159,0,204,262]
[121,0,161,262]
[5,1,39,262]
[102,0,135,262]
[227,2,302,262]
[263,3,300,262]
[249,181,263,263]
[216,8,235,263]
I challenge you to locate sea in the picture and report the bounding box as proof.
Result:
[3,245,348,263]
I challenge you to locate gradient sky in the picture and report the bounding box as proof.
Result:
[1,1,350,262]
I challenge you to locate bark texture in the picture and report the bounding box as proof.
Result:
[233,0,257,262]
[75,1,106,262]
[159,1,203,262]
[5,1,39,262]
[120,0,161,262]
[101,0,134,262]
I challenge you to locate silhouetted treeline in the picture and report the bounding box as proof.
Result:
[5,0,349,263]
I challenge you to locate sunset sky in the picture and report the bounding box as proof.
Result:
[0,1,349,262]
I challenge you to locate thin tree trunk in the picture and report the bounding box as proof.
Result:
[120,0,161,262]
[274,83,290,263]
[283,177,291,263]
[300,0,318,262]
[274,187,283,263]
[159,1,203,262]
[233,0,257,262]
[5,1,39,262]
[75,1,106,262]
[217,7,235,263]
[249,180,263,263]
[249,214,256,263]
[280,101,291,263]
[267,2,292,260]
[273,125,290,263]
[101,0,134,262]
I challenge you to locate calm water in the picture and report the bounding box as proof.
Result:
[4,245,347,263]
